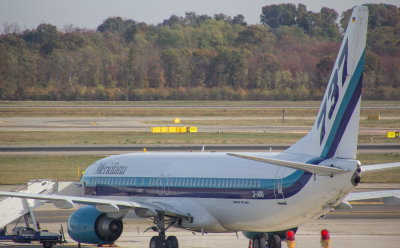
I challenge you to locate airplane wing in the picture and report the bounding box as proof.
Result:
[227,153,347,176]
[0,191,192,221]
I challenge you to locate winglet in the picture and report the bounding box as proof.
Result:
[227,153,347,176]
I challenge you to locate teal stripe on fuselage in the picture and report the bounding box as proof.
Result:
[321,50,365,158]
[82,170,304,190]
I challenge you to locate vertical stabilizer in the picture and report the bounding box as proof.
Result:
[286,6,368,159]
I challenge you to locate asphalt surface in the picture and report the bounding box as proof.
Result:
[1,144,399,153]
[26,201,399,224]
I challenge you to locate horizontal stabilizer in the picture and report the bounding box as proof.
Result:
[362,162,400,172]
[227,153,347,176]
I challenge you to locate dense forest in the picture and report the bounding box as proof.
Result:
[0,3,399,101]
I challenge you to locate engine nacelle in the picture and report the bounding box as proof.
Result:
[67,206,123,244]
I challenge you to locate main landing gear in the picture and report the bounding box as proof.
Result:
[149,213,179,248]
[252,233,281,248]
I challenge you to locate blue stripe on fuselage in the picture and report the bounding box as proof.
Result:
[82,170,312,200]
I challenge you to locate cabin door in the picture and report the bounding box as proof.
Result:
[274,167,287,205]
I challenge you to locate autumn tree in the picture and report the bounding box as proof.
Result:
[260,4,297,28]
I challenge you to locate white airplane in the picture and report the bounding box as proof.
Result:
[1,6,400,248]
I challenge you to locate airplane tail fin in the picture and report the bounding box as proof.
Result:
[286,6,368,159]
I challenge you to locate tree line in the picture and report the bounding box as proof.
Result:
[0,3,399,101]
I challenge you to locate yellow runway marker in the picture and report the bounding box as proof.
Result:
[90,121,97,126]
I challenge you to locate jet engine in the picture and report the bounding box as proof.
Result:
[67,206,123,244]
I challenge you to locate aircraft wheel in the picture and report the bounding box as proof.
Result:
[150,236,164,248]
[167,235,179,248]
[42,241,54,248]
[252,235,266,248]
[267,233,281,248]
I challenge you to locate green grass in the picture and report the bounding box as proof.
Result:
[1,100,399,118]
[360,119,400,128]
[0,106,318,117]
[2,107,400,118]
[0,155,103,185]
[2,131,400,145]
[0,100,398,107]
[0,131,305,145]
[0,100,321,107]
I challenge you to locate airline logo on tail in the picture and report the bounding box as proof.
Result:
[286,6,368,159]
[318,43,365,159]
[317,39,349,146]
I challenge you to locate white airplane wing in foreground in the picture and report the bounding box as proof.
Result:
[0,191,192,220]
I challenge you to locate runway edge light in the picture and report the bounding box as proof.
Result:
[321,229,331,248]
[286,230,295,248]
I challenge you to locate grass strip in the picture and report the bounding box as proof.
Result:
[0,155,103,185]
[1,131,400,145]
[0,131,305,145]
[1,107,400,118]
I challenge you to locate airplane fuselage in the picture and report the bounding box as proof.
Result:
[81,152,358,233]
